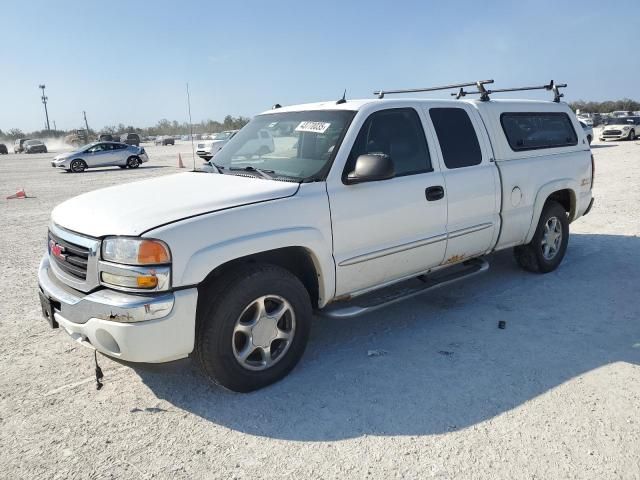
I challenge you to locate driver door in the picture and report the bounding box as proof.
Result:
[327,107,448,296]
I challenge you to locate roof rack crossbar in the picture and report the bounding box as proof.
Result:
[373,80,494,99]
[453,80,567,102]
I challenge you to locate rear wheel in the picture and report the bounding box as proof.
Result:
[126,156,141,168]
[195,263,312,392]
[514,200,569,273]
[70,159,87,173]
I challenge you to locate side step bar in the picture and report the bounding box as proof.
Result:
[320,258,489,319]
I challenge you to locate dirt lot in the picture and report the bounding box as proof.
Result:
[1,134,639,479]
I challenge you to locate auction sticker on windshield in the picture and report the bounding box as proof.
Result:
[295,121,331,134]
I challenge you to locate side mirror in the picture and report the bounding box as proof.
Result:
[346,154,395,184]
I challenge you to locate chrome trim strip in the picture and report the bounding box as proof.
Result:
[447,222,493,239]
[338,233,447,267]
[338,223,494,267]
[98,261,171,292]
[39,255,175,324]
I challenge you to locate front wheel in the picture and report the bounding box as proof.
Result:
[629,130,636,141]
[195,263,312,392]
[70,159,87,173]
[514,200,569,273]
[126,156,141,168]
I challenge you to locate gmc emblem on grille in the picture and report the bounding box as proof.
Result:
[49,239,66,261]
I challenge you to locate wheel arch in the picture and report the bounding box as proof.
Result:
[197,246,323,309]
[524,180,577,244]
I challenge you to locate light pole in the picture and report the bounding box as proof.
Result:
[39,84,51,132]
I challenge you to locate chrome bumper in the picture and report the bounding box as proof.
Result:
[38,254,198,363]
[39,255,174,324]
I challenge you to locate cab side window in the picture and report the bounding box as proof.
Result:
[347,108,432,178]
[429,107,482,169]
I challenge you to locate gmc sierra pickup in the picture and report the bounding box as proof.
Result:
[38,81,594,392]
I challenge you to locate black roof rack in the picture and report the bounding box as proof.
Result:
[373,80,494,100]
[453,80,567,103]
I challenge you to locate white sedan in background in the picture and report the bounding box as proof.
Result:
[578,120,593,145]
[196,130,238,160]
[51,142,149,173]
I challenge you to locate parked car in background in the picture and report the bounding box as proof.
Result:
[24,139,48,154]
[196,130,241,160]
[50,142,148,172]
[579,120,593,144]
[155,135,175,146]
[120,133,141,146]
[600,116,640,141]
[0,143,8,154]
[577,116,593,127]
[98,134,115,142]
[13,138,30,153]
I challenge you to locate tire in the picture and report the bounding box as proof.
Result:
[126,156,141,168]
[513,200,569,273]
[43,147,48,153]
[195,263,312,392]
[629,130,636,141]
[70,159,87,173]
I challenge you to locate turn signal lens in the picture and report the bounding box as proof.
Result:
[136,275,158,288]
[101,272,159,289]
[138,240,170,264]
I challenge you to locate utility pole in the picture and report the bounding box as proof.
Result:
[83,111,90,136]
[53,120,57,131]
[39,84,51,132]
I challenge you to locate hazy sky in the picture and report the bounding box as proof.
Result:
[2,0,638,132]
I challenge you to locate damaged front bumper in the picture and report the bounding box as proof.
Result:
[38,255,197,363]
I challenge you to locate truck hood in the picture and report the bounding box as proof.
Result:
[51,172,299,237]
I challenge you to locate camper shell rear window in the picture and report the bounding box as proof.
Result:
[500,112,578,151]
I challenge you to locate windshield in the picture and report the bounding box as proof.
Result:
[212,110,355,180]
[25,140,42,145]
[211,131,233,140]
[608,117,637,125]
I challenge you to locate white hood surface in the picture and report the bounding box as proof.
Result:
[52,172,299,237]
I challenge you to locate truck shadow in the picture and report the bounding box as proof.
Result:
[134,233,640,440]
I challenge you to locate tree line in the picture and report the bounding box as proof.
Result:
[569,98,640,114]
[0,115,250,140]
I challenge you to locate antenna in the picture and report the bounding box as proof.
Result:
[336,89,347,105]
[186,83,196,171]
[374,80,494,99]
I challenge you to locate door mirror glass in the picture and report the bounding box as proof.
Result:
[346,154,395,184]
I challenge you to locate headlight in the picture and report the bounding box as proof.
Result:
[102,237,170,265]
[100,237,171,292]
[622,126,630,130]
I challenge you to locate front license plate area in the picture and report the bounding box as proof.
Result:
[38,291,59,329]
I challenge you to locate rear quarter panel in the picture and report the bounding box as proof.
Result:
[475,101,593,249]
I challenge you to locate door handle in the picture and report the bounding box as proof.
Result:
[425,186,445,201]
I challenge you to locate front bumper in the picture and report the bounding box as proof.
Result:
[600,130,630,140]
[38,255,197,363]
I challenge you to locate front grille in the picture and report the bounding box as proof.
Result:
[48,231,90,280]
[603,130,622,136]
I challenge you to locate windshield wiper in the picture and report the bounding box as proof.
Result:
[229,166,275,180]
[207,161,225,174]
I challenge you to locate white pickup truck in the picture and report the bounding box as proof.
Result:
[38,82,594,392]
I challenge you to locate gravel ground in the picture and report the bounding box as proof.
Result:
[0,134,639,479]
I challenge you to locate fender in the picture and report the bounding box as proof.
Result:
[524,178,577,244]
[179,226,335,307]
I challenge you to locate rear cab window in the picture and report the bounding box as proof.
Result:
[500,112,578,151]
[429,107,482,169]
